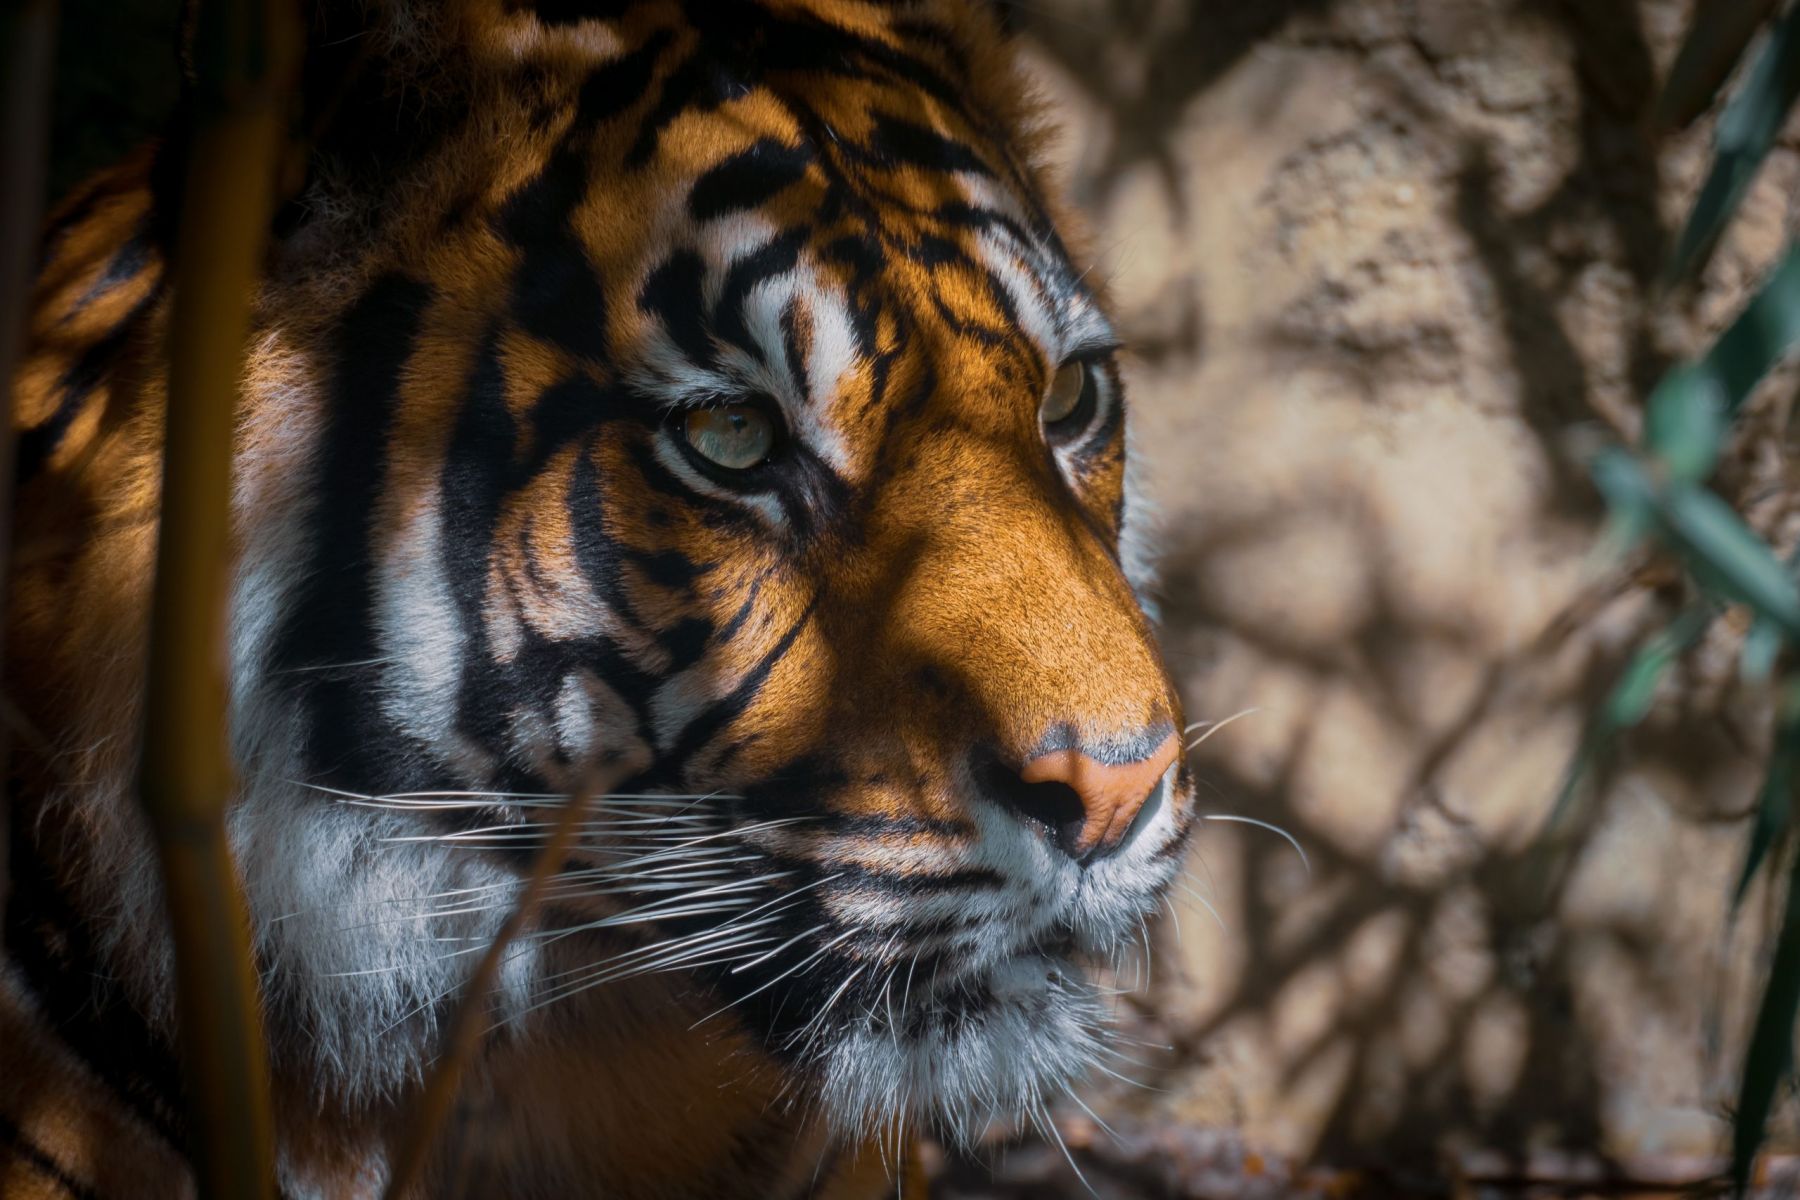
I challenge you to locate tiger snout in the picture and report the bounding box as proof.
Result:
[700,437,1201,1141]
[979,725,1181,864]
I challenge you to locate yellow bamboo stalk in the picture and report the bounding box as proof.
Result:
[381,773,612,1199]
[0,0,58,935]
[141,2,297,1197]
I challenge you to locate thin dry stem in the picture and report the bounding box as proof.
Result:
[381,768,619,1199]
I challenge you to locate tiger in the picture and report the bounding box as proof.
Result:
[1,2,1197,1197]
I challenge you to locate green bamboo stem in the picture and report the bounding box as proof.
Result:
[140,2,297,1196]
[0,0,58,937]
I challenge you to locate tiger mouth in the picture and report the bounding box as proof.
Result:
[900,940,1086,1033]
[493,765,1187,1141]
[864,926,1076,1021]
[710,857,1161,1145]
[797,938,1116,1146]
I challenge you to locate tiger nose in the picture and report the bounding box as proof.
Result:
[1016,730,1180,863]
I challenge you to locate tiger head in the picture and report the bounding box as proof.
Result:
[14,0,1195,1179]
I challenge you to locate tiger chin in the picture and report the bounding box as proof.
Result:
[3,2,1197,1197]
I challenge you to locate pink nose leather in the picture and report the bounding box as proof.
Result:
[1020,730,1179,860]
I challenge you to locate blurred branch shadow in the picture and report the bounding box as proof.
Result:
[934,1,1782,1196]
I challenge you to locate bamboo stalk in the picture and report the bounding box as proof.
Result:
[381,772,613,1199]
[140,2,297,1197]
[0,0,58,936]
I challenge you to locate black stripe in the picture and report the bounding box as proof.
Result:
[664,593,817,770]
[498,148,610,362]
[576,27,675,125]
[625,46,747,167]
[778,300,809,400]
[16,285,163,483]
[4,817,187,1154]
[62,229,155,320]
[754,10,968,118]
[269,271,435,792]
[638,249,713,366]
[0,1113,105,1200]
[813,811,971,839]
[34,170,145,276]
[568,441,648,629]
[863,113,993,177]
[712,228,806,354]
[688,139,815,222]
[441,324,520,754]
[525,375,635,477]
[490,29,675,360]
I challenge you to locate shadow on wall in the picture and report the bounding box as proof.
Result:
[938,0,1800,1194]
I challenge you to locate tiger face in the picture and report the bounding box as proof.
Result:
[11,0,1195,1183]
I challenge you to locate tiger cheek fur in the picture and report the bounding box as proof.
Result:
[4,3,1196,1197]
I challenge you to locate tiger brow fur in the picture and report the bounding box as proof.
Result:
[4,2,1196,1197]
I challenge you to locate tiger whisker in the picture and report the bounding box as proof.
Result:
[729,921,832,975]
[533,916,788,989]
[540,927,781,991]
[1135,913,1153,992]
[1198,812,1311,875]
[898,949,922,1020]
[1090,1058,1162,1093]
[314,838,786,931]
[544,867,755,893]
[316,865,752,933]
[1183,706,1260,750]
[452,907,791,1021]
[539,876,791,934]
[1187,844,1222,905]
[715,870,842,927]
[350,867,786,981]
[1033,1098,1099,1200]
[275,848,747,920]
[1173,878,1229,936]
[385,815,804,848]
[787,960,868,1055]
[388,816,716,842]
[272,655,397,674]
[1069,1091,1121,1145]
[691,925,861,1029]
[293,779,742,807]
[323,891,767,967]
[519,898,774,955]
[512,936,780,1022]
[307,783,740,803]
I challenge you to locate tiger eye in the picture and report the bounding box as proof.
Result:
[683,404,776,471]
[1042,361,1087,425]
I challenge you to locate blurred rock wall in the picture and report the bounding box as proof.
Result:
[995,0,1800,1188]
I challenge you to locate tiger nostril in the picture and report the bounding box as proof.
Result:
[1014,729,1180,863]
[977,755,1091,858]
